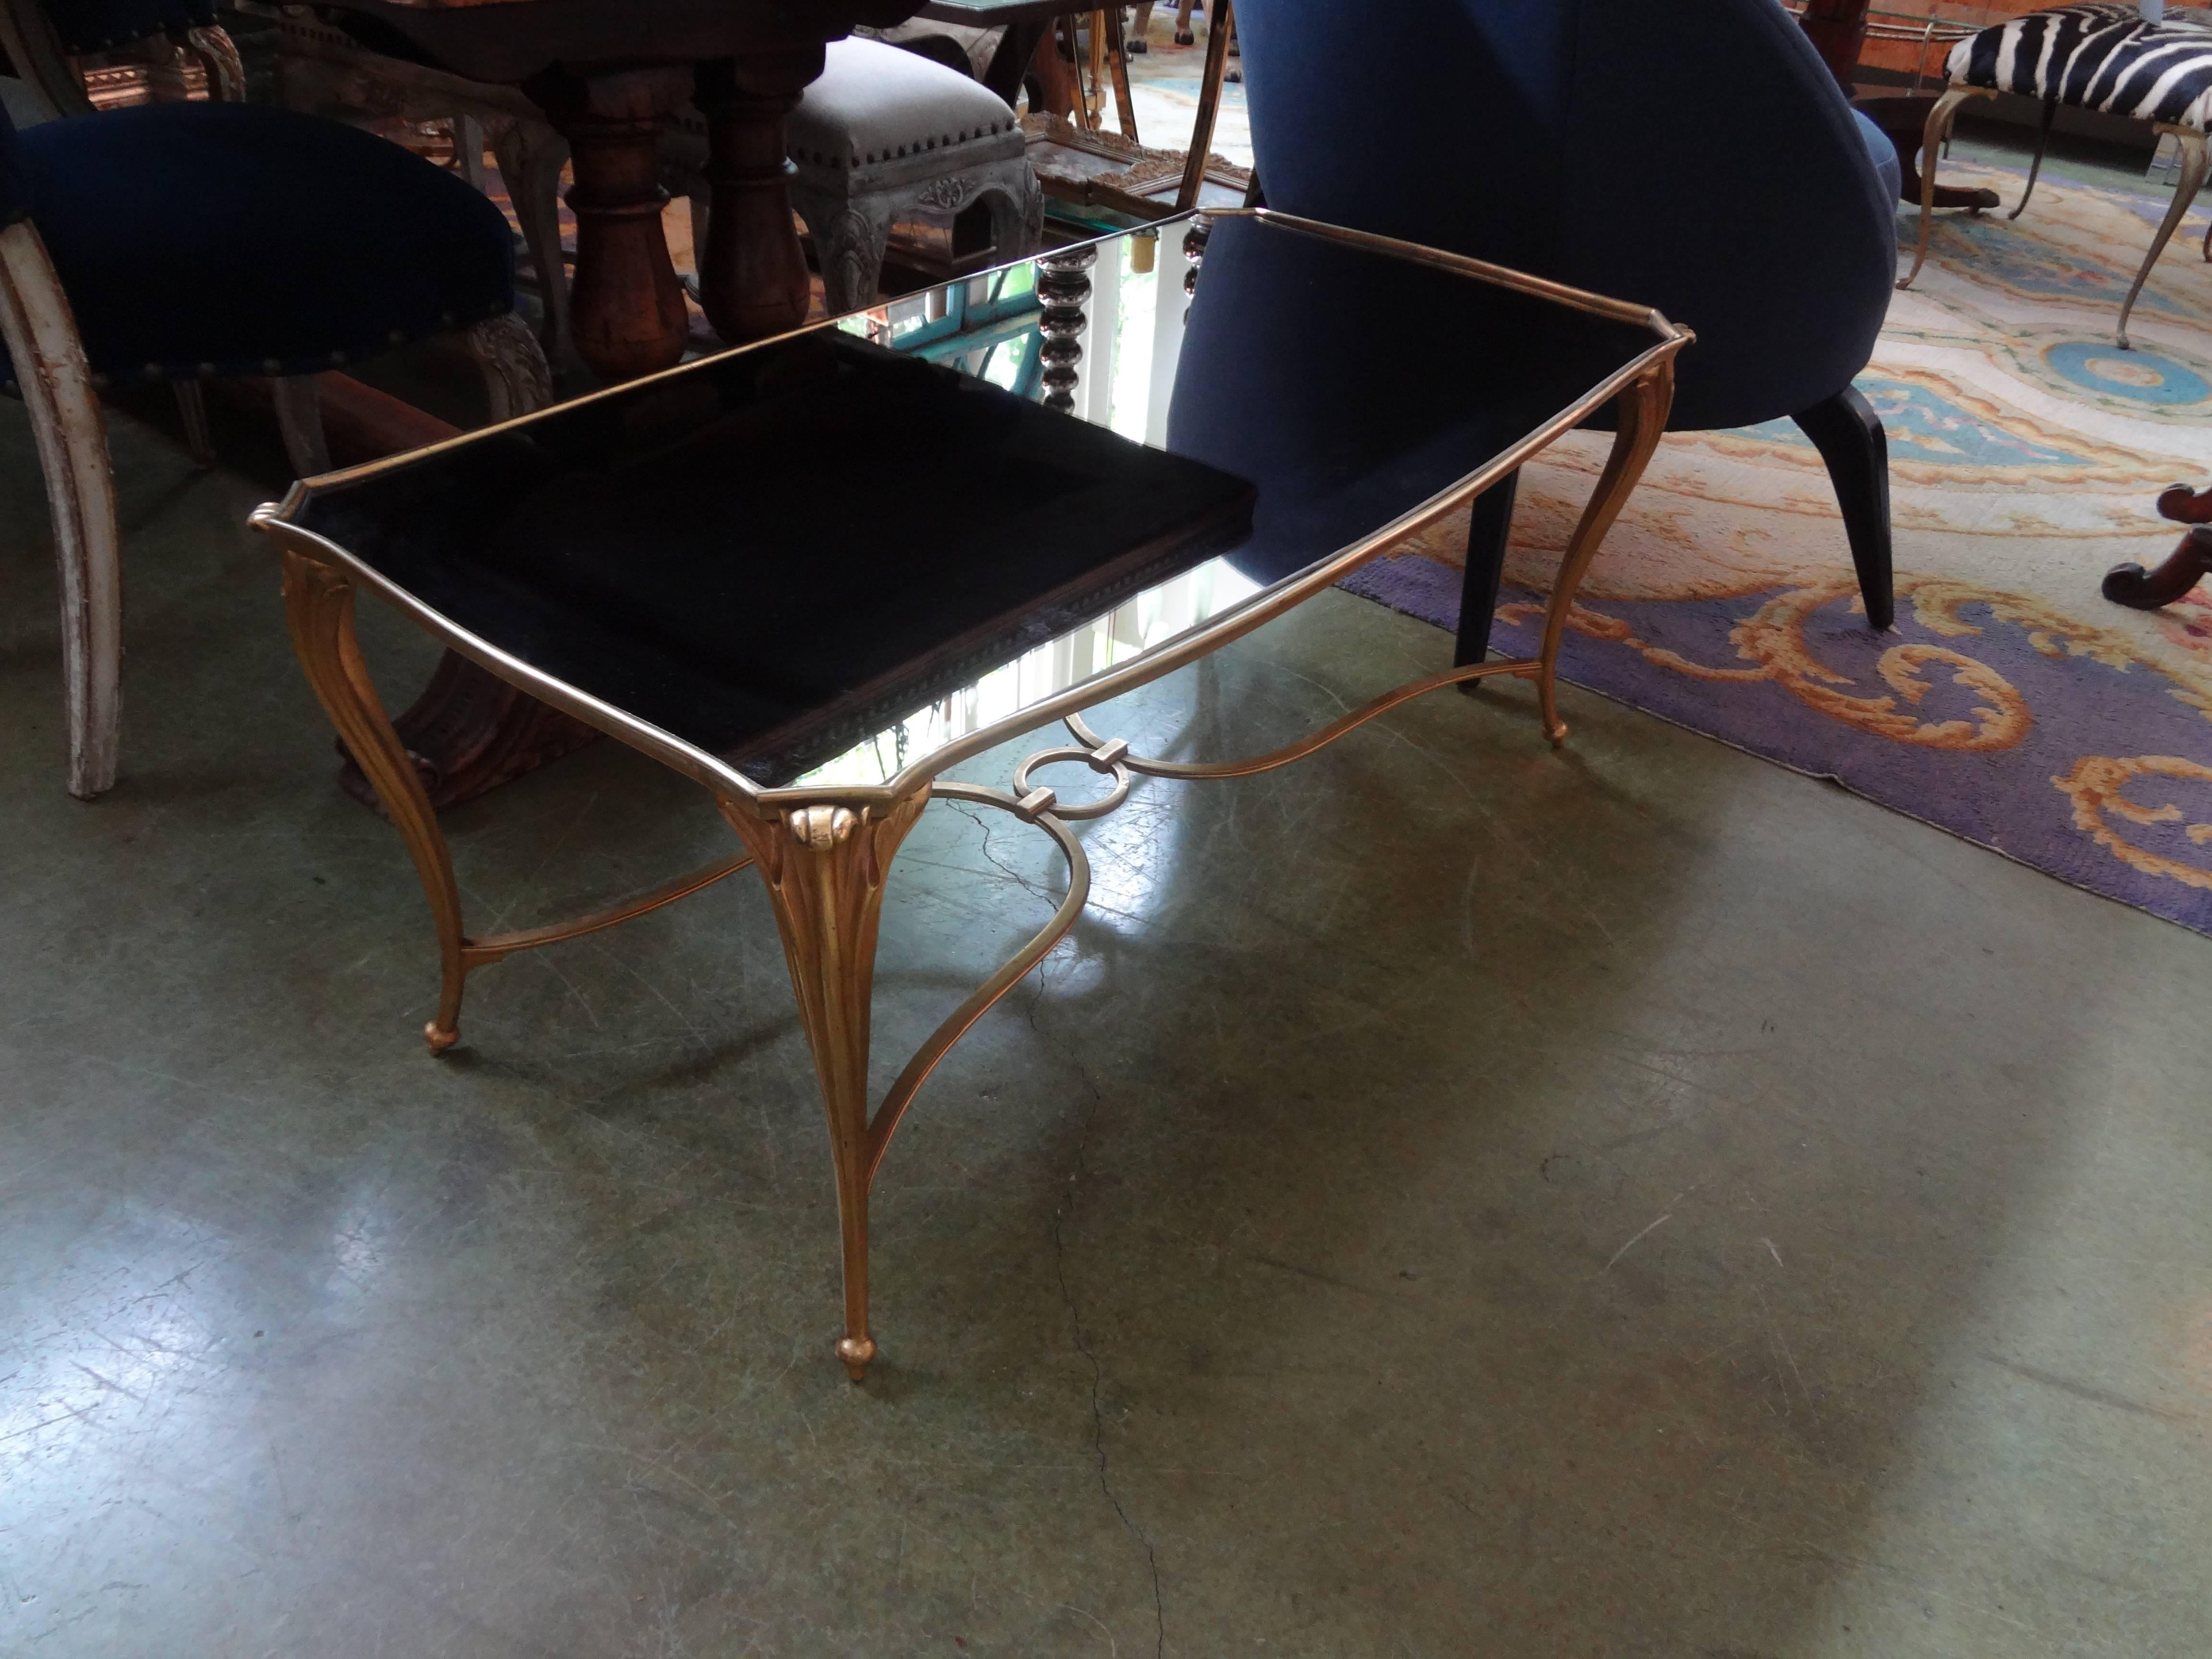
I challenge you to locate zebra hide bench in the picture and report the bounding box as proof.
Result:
[1899,1,2212,347]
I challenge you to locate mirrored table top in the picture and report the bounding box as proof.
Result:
[268,212,1678,801]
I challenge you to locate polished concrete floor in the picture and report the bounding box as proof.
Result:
[4,384,2211,1659]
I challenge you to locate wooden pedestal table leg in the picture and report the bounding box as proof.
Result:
[2105,484,2212,608]
[531,67,694,382]
[1854,96,2005,210]
[1797,0,1868,91]
[337,649,602,816]
[719,793,932,1381]
[2104,528,2212,608]
[694,51,820,346]
[1534,364,1675,747]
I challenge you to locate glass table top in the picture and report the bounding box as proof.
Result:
[275,212,1674,798]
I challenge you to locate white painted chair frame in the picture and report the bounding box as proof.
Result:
[0,216,120,798]
[0,207,549,797]
[0,0,246,461]
[1,0,554,796]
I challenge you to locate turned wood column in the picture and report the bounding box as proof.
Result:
[1799,0,1870,93]
[531,66,695,381]
[695,49,822,344]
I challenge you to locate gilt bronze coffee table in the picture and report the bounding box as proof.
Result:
[251,210,1689,1379]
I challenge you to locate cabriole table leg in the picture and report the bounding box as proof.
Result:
[718,793,932,1381]
[277,547,471,1053]
[695,51,822,346]
[1534,364,1675,746]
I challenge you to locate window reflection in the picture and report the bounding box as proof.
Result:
[802,233,1247,792]
[799,559,1260,790]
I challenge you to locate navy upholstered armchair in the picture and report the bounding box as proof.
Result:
[1234,0,1902,655]
[0,44,549,798]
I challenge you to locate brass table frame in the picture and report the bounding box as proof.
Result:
[252,209,1691,1380]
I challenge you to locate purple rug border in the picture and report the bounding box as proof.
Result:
[1336,556,2212,941]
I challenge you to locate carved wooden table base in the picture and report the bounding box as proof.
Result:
[347,54,829,808]
[2105,484,2212,609]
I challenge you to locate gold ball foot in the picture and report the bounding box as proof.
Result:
[1546,722,1569,748]
[836,1335,876,1381]
[424,1022,460,1056]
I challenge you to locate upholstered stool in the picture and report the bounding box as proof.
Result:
[666,37,1041,319]
[1901,2,2212,346]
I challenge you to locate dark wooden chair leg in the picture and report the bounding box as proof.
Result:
[1791,385,1894,629]
[2105,526,2212,609]
[1454,469,1519,683]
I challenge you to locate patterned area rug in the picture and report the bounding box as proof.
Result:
[1342,155,2212,935]
[1120,7,1252,167]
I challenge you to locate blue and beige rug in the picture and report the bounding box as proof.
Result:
[1342,155,2212,935]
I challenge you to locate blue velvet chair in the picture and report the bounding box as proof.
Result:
[0,60,549,798]
[1233,0,1902,659]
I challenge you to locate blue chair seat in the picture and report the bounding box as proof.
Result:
[1232,0,1900,636]
[1853,107,1902,207]
[2,101,514,392]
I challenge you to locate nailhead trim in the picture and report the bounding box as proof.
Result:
[827,121,1009,172]
[49,303,518,392]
